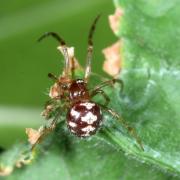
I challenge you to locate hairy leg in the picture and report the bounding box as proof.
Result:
[38,32,70,78]
[84,15,101,82]
[91,79,124,94]
[100,105,144,151]
[91,89,110,106]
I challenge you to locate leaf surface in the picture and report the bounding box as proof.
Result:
[1,0,180,179]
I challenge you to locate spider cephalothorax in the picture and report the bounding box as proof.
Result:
[69,79,90,102]
[29,15,144,151]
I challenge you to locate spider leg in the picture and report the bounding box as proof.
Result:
[41,99,57,119]
[31,111,61,151]
[84,15,101,82]
[91,79,124,93]
[70,56,76,79]
[91,89,110,106]
[38,32,70,78]
[48,73,58,82]
[100,105,144,151]
[37,32,65,45]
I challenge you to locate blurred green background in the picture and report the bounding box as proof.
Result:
[0,0,115,148]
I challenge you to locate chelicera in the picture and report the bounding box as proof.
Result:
[31,15,143,150]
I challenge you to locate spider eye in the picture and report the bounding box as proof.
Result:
[61,84,68,89]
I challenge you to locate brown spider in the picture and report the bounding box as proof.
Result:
[30,15,143,151]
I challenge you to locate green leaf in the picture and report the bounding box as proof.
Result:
[3,132,177,180]
[111,0,180,175]
[1,0,180,179]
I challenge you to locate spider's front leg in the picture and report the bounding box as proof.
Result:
[38,32,70,78]
[100,105,144,151]
[84,15,101,82]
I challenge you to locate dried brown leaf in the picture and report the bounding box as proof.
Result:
[103,41,122,77]
[109,7,123,35]
[26,128,41,145]
[0,166,13,176]
[57,46,82,74]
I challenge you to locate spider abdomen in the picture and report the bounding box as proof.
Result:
[67,101,102,137]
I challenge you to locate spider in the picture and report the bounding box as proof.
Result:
[31,15,144,151]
